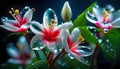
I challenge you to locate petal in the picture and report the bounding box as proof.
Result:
[112,11,120,21]
[30,21,43,34]
[47,41,63,54]
[56,20,73,30]
[75,46,93,57]
[0,25,18,32]
[74,56,88,64]
[86,12,98,23]
[17,36,30,52]
[30,34,46,50]
[71,28,81,42]
[61,29,70,52]
[8,58,22,64]
[22,8,34,24]
[93,5,104,22]
[111,18,120,28]
[7,43,19,58]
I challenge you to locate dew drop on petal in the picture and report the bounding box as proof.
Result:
[43,8,58,27]
[1,17,8,23]
[21,6,30,15]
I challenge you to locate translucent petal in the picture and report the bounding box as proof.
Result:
[86,12,98,23]
[47,41,63,53]
[0,25,18,31]
[112,11,120,22]
[75,57,88,64]
[93,5,104,22]
[8,58,22,64]
[17,36,30,52]
[56,21,73,30]
[23,6,34,23]
[76,46,93,57]
[43,8,58,28]
[112,18,120,28]
[7,43,19,58]
[71,28,81,42]
[30,21,43,34]
[30,35,46,50]
[1,17,20,27]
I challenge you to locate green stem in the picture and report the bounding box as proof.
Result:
[90,43,99,69]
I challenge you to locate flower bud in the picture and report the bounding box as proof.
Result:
[61,1,72,22]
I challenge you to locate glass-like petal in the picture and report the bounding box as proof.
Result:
[56,21,73,30]
[112,18,120,28]
[8,58,22,64]
[30,21,43,34]
[86,12,98,23]
[30,34,46,50]
[76,46,93,57]
[71,28,81,42]
[0,25,18,31]
[17,36,30,52]
[43,8,58,28]
[93,5,104,22]
[47,41,62,53]
[7,43,20,58]
[112,11,120,21]
[22,7,34,24]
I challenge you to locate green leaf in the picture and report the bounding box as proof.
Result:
[79,26,98,43]
[25,60,49,69]
[1,63,20,69]
[70,2,97,32]
[100,29,120,63]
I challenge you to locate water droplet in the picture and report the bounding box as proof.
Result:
[43,8,58,27]
[103,28,108,33]
[68,53,74,59]
[110,49,113,51]
[106,39,109,43]
[98,39,102,43]
[21,6,30,15]
[1,17,8,22]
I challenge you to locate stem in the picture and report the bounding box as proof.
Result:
[90,43,99,69]
[50,49,65,69]
[23,32,40,60]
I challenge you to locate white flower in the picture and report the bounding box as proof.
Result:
[30,8,73,53]
[61,28,93,64]
[7,36,33,64]
[86,5,120,33]
[0,6,35,33]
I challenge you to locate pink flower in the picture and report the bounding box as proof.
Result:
[30,8,73,53]
[86,5,120,33]
[7,36,33,64]
[61,28,93,64]
[0,6,35,33]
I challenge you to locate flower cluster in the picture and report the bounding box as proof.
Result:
[1,1,120,69]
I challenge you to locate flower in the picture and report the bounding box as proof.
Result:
[6,36,33,64]
[30,8,73,53]
[61,1,72,21]
[0,6,35,33]
[61,28,93,64]
[86,5,120,33]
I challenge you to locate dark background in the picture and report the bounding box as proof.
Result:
[0,0,120,68]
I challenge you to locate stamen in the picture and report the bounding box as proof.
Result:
[79,35,84,43]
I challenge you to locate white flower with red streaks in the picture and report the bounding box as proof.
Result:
[30,8,73,53]
[7,36,32,64]
[86,5,120,33]
[0,6,35,33]
[61,28,93,64]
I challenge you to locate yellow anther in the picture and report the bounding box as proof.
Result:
[15,9,19,15]
[79,35,84,43]
[9,11,12,14]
